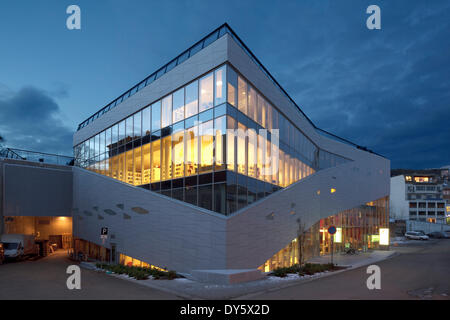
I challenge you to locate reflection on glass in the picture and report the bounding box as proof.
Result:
[199,120,214,173]
[133,112,141,139]
[161,95,172,128]
[126,117,133,143]
[248,86,257,123]
[199,73,213,112]
[142,143,151,184]
[172,88,184,123]
[248,128,257,178]
[162,136,172,181]
[227,116,236,172]
[118,120,125,146]
[118,152,125,182]
[134,147,142,185]
[126,149,133,184]
[227,67,237,107]
[237,122,247,175]
[142,107,151,136]
[214,116,226,171]
[238,76,247,115]
[152,101,161,131]
[172,130,184,178]
[151,139,161,182]
[185,125,198,176]
[185,81,198,118]
[214,66,226,106]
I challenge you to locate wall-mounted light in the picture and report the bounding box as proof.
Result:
[330,188,336,194]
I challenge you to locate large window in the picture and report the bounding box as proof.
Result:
[172,129,184,178]
[238,76,247,114]
[134,146,142,185]
[185,81,198,118]
[237,122,247,175]
[118,120,125,146]
[172,88,184,123]
[126,117,133,143]
[248,128,257,178]
[161,136,172,181]
[214,66,226,106]
[161,95,172,128]
[248,85,257,122]
[78,64,327,215]
[151,139,161,182]
[142,143,151,184]
[199,72,213,112]
[199,120,214,173]
[142,107,151,136]
[133,112,141,139]
[151,101,161,131]
[214,116,226,171]
[227,67,237,107]
[185,125,198,176]
[227,116,236,171]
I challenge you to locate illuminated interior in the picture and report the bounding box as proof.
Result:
[74,64,348,214]
[3,216,72,249]
[414,176,430,183]
[259,197,389,272]
[119,253,166,271]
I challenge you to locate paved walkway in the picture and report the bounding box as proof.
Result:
[112,250,396,299]
[0,251,180,300]
[245,240,450,300]
[307,250,395,268]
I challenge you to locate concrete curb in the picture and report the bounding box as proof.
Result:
[95,269,199,300]
[232,251,399,300]
[87,251,398,300]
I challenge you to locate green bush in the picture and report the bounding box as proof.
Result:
[96,263,178,280]
[167,270,177,280]
[272,267,288,277]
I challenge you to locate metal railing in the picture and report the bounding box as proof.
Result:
[0,147,73,166]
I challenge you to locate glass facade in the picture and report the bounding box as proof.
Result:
[74,64,349,215]
[259,197,389,272]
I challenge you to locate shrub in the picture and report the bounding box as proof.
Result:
[167,270,177,280]
[272,267,288,277]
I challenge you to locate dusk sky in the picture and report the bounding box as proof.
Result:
[0,0,449,169]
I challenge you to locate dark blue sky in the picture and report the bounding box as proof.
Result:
[0,0,449,169]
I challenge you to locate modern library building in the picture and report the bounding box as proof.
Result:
[1,24,390,281]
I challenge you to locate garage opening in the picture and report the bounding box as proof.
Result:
[2,216,72,251]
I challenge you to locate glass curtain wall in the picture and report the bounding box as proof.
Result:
[259,197,389,272]
[75,64,347,215]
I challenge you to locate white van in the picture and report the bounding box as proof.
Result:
[0,234,38,259]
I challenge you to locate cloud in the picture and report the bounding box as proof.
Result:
[260,1,450,169]
[0,86,74,156]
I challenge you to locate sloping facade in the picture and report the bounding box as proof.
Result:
[70,25,390,274]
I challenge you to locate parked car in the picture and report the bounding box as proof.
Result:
[427,231,449,239]
[0,234,38,260]
[405,231,429,240]
[0,243,4,264]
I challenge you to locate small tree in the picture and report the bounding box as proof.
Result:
[296,217,307,266]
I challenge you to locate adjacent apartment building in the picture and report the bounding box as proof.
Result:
[390,168,449,224]
[1,24,390,280]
